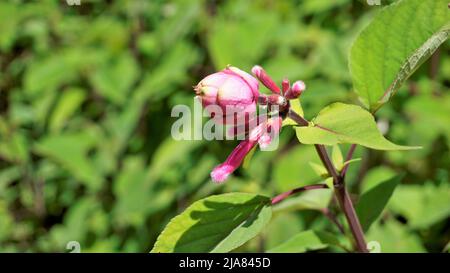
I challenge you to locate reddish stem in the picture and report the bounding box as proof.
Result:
[288,110,368,253]
[271,184,329,205]
[341,144,357,179]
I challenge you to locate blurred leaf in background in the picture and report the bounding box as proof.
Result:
[0,0,448,253]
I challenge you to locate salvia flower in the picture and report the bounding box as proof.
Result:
[285,80,306,99]
[194,66,259,125]
[210,116,282,183]
[194,65,305,183]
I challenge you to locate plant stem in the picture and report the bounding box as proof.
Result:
[271,184,328,205]
[287,110,368,253]
[320,207,346,236]
[341,144,357,179]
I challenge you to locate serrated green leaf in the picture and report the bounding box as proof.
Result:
[350,0,450,111]
[295,103,419,150]
[356,174,403,232]
[151,193,272,253]
[267,230,339,253]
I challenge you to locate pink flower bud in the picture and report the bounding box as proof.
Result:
[251,65,281,94]
[194,66,259,125]
[285,80,306,99]
[282,78,290,94]
[258,94,287,106]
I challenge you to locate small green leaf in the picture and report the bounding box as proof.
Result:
[367,219,426,253]
[272,188,333,213]
[309,162,329,178]
[242,145,257,170]
[267,230,339,253]
[90,52,139,104]
[295,103,420,150]
[350,0,450,111]
[151,193,272,253]
[331,145,344,170]
[339,158,361,172]
[356,174,403,232]
[283,98,304,127]
[49,87,86,133]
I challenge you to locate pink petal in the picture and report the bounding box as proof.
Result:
[257,116,282,148]
[285,80,306,99]
[251,65,281,94]
[225,66,260,98]
[210,140,257,183]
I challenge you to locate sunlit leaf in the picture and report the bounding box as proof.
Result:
[151,193,272,253]
[350,0,450,111]
[267,230,340,253]
[295,103,420,150]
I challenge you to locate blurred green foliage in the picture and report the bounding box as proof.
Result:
[0,0,448,252]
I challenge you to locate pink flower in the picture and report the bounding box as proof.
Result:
[194,66,259,125]
[251,65,280,94]
[285,80,306,99]
[195,65,304,183]
[211,116,283,183]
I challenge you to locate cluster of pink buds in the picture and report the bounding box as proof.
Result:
[194,65,306,183]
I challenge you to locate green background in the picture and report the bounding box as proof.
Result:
[0,0,448,252]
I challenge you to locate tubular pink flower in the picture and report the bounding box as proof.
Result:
[194,66,259,125]
[196,66,286,183]
[251,65,281,94]
[258,116,282,149]
[211,116,282,183]
[285,80,306,99]
[211,139,258,183]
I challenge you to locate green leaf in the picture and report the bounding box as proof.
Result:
[361,166,396,194]
[272,188,333,213]
[295,103,419,150]
[331,145,344,169]
[356,174,403,232]
[242,145,257,169]
[340,158,361,172]
[367,219,426,253]
[349,0,450,111]
[273,145,323,191]
[33,132,103,191]
[90,52,139,104]
[283,98,304,127]
[388,182,450,229]
[151,193,272,253]
[207,7,278,69]
[267,230,339,253]
[309,162,329,178]
[49,87,86,133]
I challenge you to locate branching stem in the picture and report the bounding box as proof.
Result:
[287,110,368,253]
